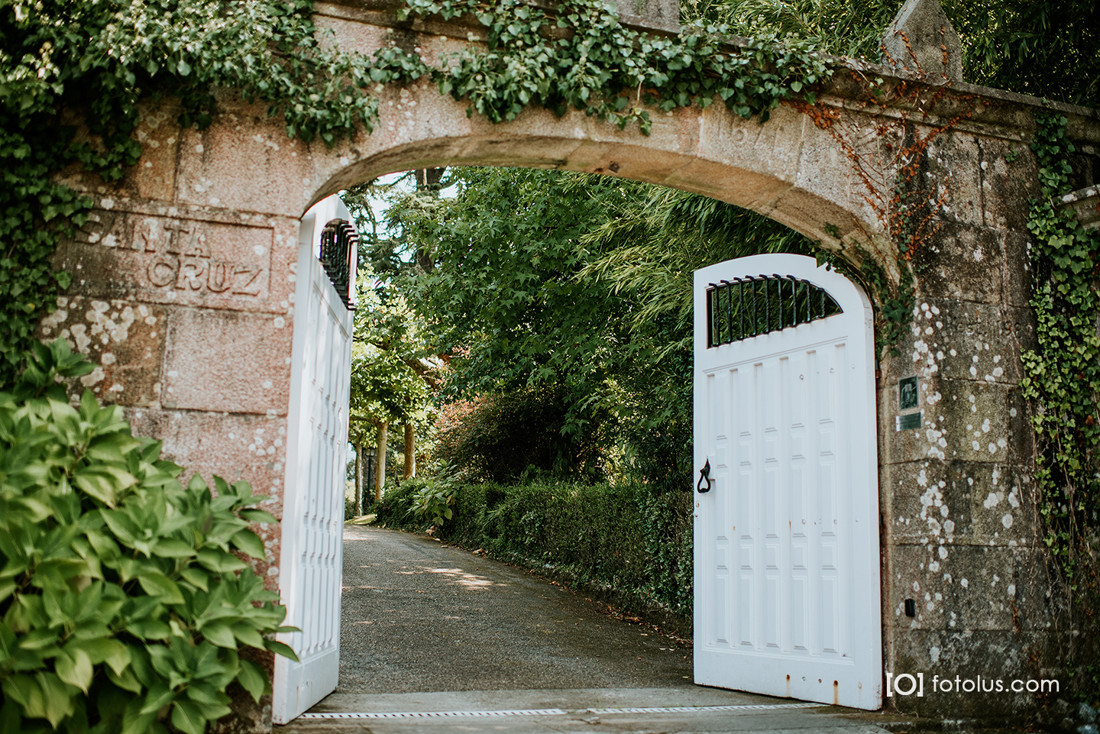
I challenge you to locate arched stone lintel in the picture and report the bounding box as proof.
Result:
[282,87,893,278]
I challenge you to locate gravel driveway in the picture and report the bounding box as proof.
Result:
[336,524,692,694]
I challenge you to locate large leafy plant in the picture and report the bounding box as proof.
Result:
[0,340,296,734]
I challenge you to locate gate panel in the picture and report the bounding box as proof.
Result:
[693,254,880,710]
[273,199,355,724]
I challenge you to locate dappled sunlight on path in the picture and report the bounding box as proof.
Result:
[335,524,691,695]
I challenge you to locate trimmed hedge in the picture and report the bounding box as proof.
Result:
[376,479,693,622]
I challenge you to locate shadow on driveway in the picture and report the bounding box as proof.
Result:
[281,525,901,733]
[336,524,692,693]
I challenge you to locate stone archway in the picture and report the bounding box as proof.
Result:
[39,1,1100,729]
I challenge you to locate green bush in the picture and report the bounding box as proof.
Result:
[373,480,421,527]
[0,341,296,734]
[433,387,606,483]
[412,480,457,527]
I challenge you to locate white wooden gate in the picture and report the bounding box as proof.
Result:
[692,254,880,710]
[273,197,356,724]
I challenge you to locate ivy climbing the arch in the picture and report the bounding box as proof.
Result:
[399,0,830,132]
[2,0,839,389]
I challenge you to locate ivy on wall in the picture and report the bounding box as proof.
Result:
[1020,114,1100,582]
[399,0,830,132]
[1,0,838,388]
[0,0,423,386]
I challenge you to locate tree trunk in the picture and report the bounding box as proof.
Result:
[374,422,388,503]
[403,423,416,479]
[354,440,364,515]
[414,168,445,273]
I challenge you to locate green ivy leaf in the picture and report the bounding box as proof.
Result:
[55,648,94,693]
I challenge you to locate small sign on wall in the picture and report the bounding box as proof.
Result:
[896,376,922,431]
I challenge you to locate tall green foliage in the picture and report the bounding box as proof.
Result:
[944,0,1099,107]
[0,341,295,734]
[682,0,899,57]
[342,171,450,279]
[383,167,817,488]
[393,169,624,417]
[348,273,432,428]
[433,386,607,483]
[578,184,816,354]
[687,0,1100,108]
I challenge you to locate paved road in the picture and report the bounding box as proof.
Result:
[335,525,693,693]
[280,525,900,733]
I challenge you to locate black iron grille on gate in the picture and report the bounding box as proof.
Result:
[706,274,841,347]
[320,219,357,309]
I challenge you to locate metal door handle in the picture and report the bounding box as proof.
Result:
[696,459,713,493]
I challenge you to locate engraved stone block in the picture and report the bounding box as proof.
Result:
[61,207,277,310]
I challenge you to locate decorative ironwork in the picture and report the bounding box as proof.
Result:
[706,274,841,347]
[319,219,358,309]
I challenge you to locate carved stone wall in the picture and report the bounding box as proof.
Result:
[880,125,1048,720]
[41,3,1100,730]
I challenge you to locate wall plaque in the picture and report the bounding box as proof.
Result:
[897,376,921,431]
[68,208,275,309]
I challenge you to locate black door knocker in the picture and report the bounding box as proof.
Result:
[696,459,713,493]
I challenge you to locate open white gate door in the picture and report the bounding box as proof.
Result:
[273,197,356,724]
[692,254,881,710]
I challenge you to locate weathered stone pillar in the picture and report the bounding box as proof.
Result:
[40,104,324,730]
[41,104,313,598]
[877,120,1050,719]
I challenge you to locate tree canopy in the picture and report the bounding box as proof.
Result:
[692,0,1099,107]
[348,274,432,429]
[348,166,817,487]
[346,0,1098,488]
